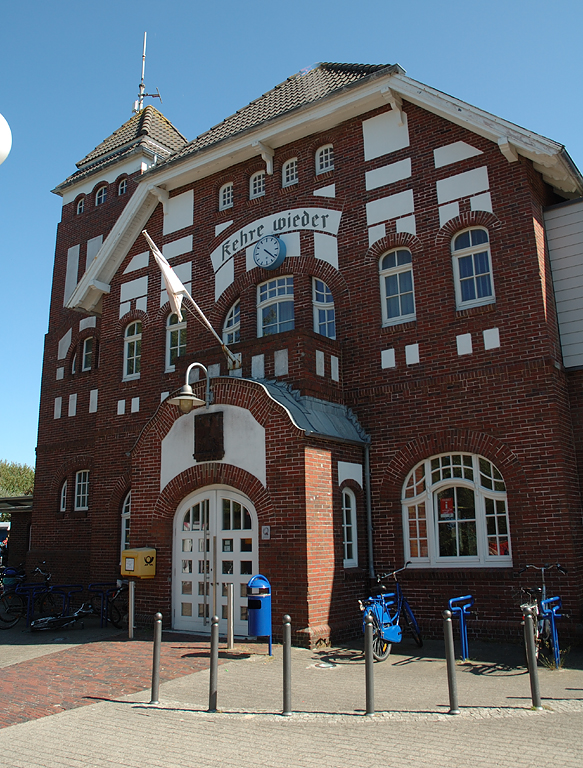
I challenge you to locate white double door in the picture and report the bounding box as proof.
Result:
[173,487,258,635]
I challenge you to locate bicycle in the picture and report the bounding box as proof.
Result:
[358,562,423,661]
[515,563,568,668]
[30,602,94,632]
[0,564,54,629]
[89,580,129,628]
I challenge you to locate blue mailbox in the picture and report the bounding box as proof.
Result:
[247,574,272,655]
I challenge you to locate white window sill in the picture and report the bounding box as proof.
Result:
[123,374,141,382]
[382,315,416,328]
[456,298,496,312]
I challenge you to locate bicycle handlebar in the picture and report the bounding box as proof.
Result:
[514,563,567,576]
[377,561,412,581]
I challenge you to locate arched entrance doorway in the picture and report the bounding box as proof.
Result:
[173,486,258,635]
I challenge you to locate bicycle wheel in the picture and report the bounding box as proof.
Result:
[401,601,423,647]
[37,592,60,618]
[108,591,128,629]
[370,615,391,661]
[0,592,25,628]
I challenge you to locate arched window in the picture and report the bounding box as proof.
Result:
[74,470,90,511]
[257,276,294,337]
[249,171,265,200]
[71,352,77,375]
[118,178,128,195]
[379,248,416,325]
[81,337,93,371]
[315,144,334,174]
[95,186,107,206]
[312,279,335,338]
[451,227,494,309]
[76,198,85,215]
[402,453,511,567]
[166,312,186,371]
[282,158,298,187]
[223,300,240,344]
[123,321,142,380]
[219,182,233,210]
[59,480,68,513]
[342,488,358,568]
[121,491,131,559]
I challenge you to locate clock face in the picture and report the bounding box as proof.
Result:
[253,235,286,270]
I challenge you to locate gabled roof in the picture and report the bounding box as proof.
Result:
[168,62,401,164]
[53,106,187,193]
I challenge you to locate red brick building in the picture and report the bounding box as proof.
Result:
[31,63,583,643]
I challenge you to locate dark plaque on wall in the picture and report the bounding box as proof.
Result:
[194,411,225,462]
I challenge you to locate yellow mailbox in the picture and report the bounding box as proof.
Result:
[121,547,156,579]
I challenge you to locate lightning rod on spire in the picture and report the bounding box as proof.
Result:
[133,32,163,114]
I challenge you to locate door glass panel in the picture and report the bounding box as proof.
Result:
[241,538,252,552]
[241,561,252,574]
[182,539,193,552]
[223,561,234,574]
[240,583,247,598]
[182,559,193,573]
[222,539,233,552]
[183,510,191,530]
[181,603,192,616]
[233,502,241,530]
[222,499,231,530]
[182,581,192,595]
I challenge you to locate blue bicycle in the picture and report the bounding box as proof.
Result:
[359,562,423,660]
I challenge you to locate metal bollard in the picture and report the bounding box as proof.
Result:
[128,580,135,640]
[523,608,543,710]
[282,614,292,716]
[150,612,163,704]
[364,614,375,716]
[208,614,219,712]
[226,583,234,650]
[442,610,460,715]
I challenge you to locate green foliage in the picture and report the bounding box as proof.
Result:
[0,460,35,497]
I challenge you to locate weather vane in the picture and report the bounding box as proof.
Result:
[133,32,162,114]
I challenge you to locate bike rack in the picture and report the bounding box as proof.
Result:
[448,594,474,661]
[540,595,563,669]
[88,582,118,627]
[49,585,84,616]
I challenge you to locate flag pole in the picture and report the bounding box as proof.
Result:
[142,230,240,369]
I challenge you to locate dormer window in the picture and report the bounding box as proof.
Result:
[76,198,85,215]
[316,144,334,174]
[95,186,107,206]
[219,182,234,210]
[249,171,266,200]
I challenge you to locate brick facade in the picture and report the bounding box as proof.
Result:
[31,65,583,645]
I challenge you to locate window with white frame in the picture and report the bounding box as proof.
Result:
[121,491,131,559]
[166,313,186,371]
[316,144,334,174]
[219,182,234,210]
[59,480,67,513]
[95,186,107,206]
[379,249,416,325]
[342,488,358,567]
[223,300,240,344]
[74,470,90,511]
[81,337,93,371]
[452,228,494,309]
[312,279,335,338]
[257,276,294,337]
[123,321,142,380]
[249,171,266,199]
[71,352,77,375]
[118,178,127,195]
[282,158,298,187]
[76,198,85,215]
[402,453,511,567]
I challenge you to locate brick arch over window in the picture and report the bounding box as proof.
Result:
[364,232,424,269]
[434,210,503,249]
[48,454,94,499]
[209,254,352,331]
[113,307,150,334]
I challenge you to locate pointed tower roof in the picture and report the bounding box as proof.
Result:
[53,106,187,194]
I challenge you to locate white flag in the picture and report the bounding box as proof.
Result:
[142,230,188,321]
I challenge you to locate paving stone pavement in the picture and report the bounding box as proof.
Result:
[1,624,582,768]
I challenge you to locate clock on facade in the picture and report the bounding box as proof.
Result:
[252,235,286,270]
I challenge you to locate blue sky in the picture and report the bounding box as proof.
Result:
[1,0,582,468]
